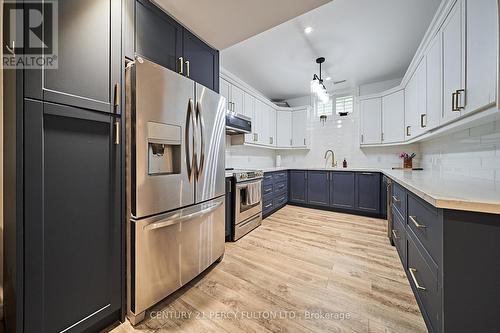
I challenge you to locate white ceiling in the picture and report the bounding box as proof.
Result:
[153,0,331,50]
[221,0,442,101]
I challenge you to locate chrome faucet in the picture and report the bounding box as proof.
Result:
[324,150,337,168]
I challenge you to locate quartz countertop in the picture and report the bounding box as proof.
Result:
[226,166,500,214]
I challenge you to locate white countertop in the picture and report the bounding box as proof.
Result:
[226,167,500,214]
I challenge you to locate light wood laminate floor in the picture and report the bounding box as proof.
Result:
[109,205,427,333]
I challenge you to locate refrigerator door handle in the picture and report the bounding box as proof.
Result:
[196,101,205,180]
[143,201,223,231]
[186,99,196,181]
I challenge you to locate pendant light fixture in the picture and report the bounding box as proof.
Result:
[311,57,329,104]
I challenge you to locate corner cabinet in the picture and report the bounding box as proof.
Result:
[134,0,219,92]
[24,101,121,332]
[355,172,381,213]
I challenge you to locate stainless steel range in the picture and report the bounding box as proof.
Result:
[227,169,264,240]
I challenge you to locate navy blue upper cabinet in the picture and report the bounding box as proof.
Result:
[307,171,330,207]
[25,0,121,114]
[355,172,381,213]
[135,0,183,73]
[183,30,219,92]
[289,171,308,204]
[330,172,355,209]
[134,0,219,92]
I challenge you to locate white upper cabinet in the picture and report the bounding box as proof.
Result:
[292,109,309,147]
[276,111,292,148]
[382,90,405,143]
[253,99,266,145]
[360,98,382,144]
[464,0,498,114]
[220,79,231,112]
[231,85,245,115]
[267,105,277,147]
[243,92,255,143]
[426,32,443,130]
[405,72,418,139]
[415,59,428,137]
[442,0,466,123]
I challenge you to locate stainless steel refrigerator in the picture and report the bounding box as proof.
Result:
[125,57,226,324]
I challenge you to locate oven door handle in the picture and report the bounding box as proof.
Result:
[144,201,223,232]
[235,180,262,189]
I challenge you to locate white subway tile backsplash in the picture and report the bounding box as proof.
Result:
[421,120,500,183]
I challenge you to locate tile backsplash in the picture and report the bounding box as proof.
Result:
[420,121,500,183]
[225,135,276,169]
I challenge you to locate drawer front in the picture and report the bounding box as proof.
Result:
[274,180,287,195]
[263,197,275,216]
[273,171,288,183]
[274,192,288,208]
[262,183,274,199]
[392,182,407,219]
[263,173,274,185]
[407,193,442,265]
[407,235,441,333]
[392,208,407,267]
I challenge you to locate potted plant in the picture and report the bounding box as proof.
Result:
[399,152,416,169]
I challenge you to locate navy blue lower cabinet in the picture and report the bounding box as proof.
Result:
[289,170,308,204]
[262,171,288,218]
[329,172,355,209]
[355,172,381,213]
[306,171,330,207]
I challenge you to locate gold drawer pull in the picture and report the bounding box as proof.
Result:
[392,230,399,240]
[392,196,400,203]
[410,215,426,229]
[409,268,426,291]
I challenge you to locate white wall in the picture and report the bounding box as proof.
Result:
[359,78,402,96]
[225,135,276,169]
[278,93,420,169]
[420,121,500,183]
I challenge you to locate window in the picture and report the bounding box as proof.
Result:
[335,95,354,115]
[317,99,333,116]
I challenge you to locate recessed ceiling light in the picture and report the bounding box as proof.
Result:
[304,26,313,34]
[325,77,332,81]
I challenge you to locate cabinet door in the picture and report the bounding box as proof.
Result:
[405,71,418,139]
[442,0,465,123]
[307,171,330,207]
[231,85,245,115]
[268,107,277,146]
[253,99,266,145]
[135,0,182,74]
[414,59,428,137]
[465,0,498,114]
[183,29,219,92]
[289,171,308,204]
[292,109,308,147]
[382,90,405,143]
[220,79,231,112]
[355,172,381,213]
[426,32,443,130]
[24,100,121,332]
[330,172,355,209]
[276,111,292,147]
[360,98,382,144]
[243,92,255,143]
[25,0,121,113]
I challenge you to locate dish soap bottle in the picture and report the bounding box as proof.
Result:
[343,158,347,168]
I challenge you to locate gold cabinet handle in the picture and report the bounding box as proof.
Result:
[114,121,120,145]
[452,92,457,111]
[456,89,465,110]
[409,268,426,291]
[185,60,190,78]
[178,57,184,75]
[409,215,426,229]
[392,230,399,240]
[392,195,400,203]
